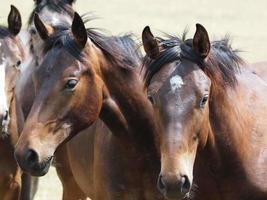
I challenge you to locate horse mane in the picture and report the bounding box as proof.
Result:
[42,23,142,70]
[202,37,243,87]
[143,33,243,88]
[104,34,142,68]
[0,26,12,38]
[28,0,74,26]
[143,37,183,87]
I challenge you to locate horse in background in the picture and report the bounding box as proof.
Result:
[15,0,79,199]
[0,5,34,200]
[142,24,267,199]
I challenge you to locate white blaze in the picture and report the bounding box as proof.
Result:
[170,75,184,92]
[41,7,72,26]
[0,59,8,116]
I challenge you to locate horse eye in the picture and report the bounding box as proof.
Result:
[64,79,78,90]
[16,60,21,68]
[199,94,209,108]
[30,29,37,35]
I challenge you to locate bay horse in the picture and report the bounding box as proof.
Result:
[17,0,97,199]
[142,24,267,199]
[0,5,33,200]
[15,13,162,200]
[15,0,77,198]
[0,1,75,199]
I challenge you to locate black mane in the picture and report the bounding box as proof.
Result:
[42,24,142,70]
[203,37,243,87]
[143,37,183,87]
[28,0,74,25]
[0,26,12,38]
[143,34,243,88]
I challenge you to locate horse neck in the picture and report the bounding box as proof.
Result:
[200,81,252,173]
[95,46,159,156]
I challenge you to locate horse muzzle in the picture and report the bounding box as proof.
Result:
[14,147,53,177]
[157,173,191,199]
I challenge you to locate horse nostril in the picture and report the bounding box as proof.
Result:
[181,175,191,194]
[25,149,39,167]
[157,174,166,191]
[3,111,8,121]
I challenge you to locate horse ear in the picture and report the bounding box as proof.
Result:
[8,5,22,36]
[34,13,54,40]
[142,26,160,59]
[72,12,87,48]
[193,24,211,59]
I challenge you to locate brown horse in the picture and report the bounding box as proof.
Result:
[0,5,31,200]
[16,1,90,199]
[142,24,267,199]
[15,13,162,200]
[15,1,77,198]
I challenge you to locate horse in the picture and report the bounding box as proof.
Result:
[15,0,77,198]
[142,24,267,199]
[14,12,162,200]
[0,5,31,200]
[0,0,75,198]
[16,0,96,199]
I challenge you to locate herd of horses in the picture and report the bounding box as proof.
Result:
[1,0,267,199]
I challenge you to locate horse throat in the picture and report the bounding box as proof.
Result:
[97,55,159,157]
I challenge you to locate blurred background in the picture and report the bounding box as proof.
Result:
[1,0,267,199]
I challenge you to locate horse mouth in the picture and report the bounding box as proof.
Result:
[159,185,191,200]
[27,156,54,177]
[163,192,190,200]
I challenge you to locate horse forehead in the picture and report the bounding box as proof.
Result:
[158,69,201,106]
[38,49,79,76]
[170,66,210,92]
[1,38,22,58]
[39,7,72,26]
[148,62,177,94]
[191,68,211,90]
[169,74,184,92]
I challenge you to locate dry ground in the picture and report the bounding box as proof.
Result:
[0,0,267,199]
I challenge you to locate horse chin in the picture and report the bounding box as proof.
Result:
[162,190,190,200]
[164,193,189,200]
[28,156,53,177]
